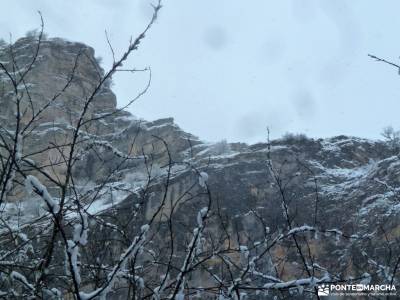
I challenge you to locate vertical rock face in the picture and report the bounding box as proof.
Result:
[0,37,116,127]
[1,37,399,298]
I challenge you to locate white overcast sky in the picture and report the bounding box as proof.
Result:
[1,0,400,143]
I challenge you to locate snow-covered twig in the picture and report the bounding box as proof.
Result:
[167,206,209,299]
[10,271,34,291]
[79,224,150,300]
[25,175,60,214]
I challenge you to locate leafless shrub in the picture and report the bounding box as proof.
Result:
[281,132,310,144]
[211,139,231,155]
[382,125,400,151]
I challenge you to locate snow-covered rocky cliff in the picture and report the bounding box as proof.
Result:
[0,37,398,299]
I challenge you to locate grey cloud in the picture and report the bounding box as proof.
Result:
[235,109,289,141]
[292,88,316,119]
[203,26,228,51]
[261,36,286,64]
